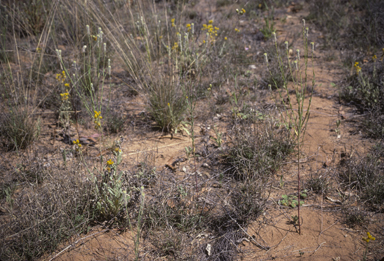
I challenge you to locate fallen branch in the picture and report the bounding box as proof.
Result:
[49,229,109,261]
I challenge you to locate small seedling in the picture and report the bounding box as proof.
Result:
[279,194,304,208]
[210,125,223,147]
[291,215,299,225]
[300,189,308,199]
[185,146,193,158]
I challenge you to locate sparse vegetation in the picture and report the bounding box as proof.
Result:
[337,144,384,209]
[0,0,383,260]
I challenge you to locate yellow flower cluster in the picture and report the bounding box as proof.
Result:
[114,147,122,154]
[56,70,66,83]
[60,92,69,101]
[106,159,114,171]
[202,20,220,42]
[94,110,102,129]
[362,232,375,243]
[60,82,71,102]
[186,23,191,32]
[354,62,361,74]
[171,18,175,27]
[373,55,377,61]
[107,159,114,165]
[235,28,240,33]
[73,139,82,151]
[236,8,246,15]
[172,42,179,50]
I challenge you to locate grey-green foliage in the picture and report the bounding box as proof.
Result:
[96,149,130,220]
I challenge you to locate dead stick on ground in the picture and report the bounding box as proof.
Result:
[312,241,326,255]
[49,229,109,261]
[319,220,338,236]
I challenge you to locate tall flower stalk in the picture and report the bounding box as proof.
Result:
[267,20,314,235]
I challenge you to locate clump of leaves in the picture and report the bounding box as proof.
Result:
[279,190,307,208]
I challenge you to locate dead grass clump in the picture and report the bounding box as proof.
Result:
[337,144,384,210]
[147,229,189,259]
[305,174,329,194]
[0,110,40,151]
[143,184,207,232]
[206,183,265,260]
[225,119,294,181]
[0,170,95,260]
[343,208,367,228]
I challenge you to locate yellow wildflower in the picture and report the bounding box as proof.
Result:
[107,159,114,166]
[354,62,361,74]
[92,35,97,41]
[242,8,246,13]
[64,83,70,87]
[224,37,227,40]
[94,110,102,119]
[373,54,377,61]
[56,70,66,83]
[362,232,376,243]
[208,20,213,24]
[73,139,82,149]
[60,92,69,101]
[167,103,170,107]
[367,232,375,240]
